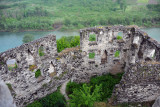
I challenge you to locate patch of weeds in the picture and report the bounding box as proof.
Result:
[89,52,95,59]
[15,63,18,68]
[117,35,122,40]
[8,63,18,71]
[35,69,41,78]
[114,50,120,57]
[39,46,45,56]
[6,83,14,92]
[8,66,14,71]
[89,34,96,41]
[42,83,47,88]
[56,57,61,60]
[29,65,37,71]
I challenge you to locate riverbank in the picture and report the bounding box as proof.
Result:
[0,24,160,33]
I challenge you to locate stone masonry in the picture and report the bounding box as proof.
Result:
[0,26,160,106]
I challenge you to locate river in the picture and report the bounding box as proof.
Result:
[0,28,159,53]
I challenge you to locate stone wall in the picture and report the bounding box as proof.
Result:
[0,26,160,106]
[0,35,64,106]
[112,27,160,104]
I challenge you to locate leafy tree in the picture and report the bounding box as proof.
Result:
[56,36,80,52]
[22,34,34,43]
[69,84,103,107]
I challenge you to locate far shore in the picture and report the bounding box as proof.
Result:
[0,25,159,33]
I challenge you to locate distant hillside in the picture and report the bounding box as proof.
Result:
[0,0,159,32]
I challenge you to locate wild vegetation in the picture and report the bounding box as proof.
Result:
[27,88,66,107]
[66,73,124,106]
[22,34,34,43]
[56,36,80,52]
[0,0,159,32]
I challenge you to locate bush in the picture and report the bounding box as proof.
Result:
[56,36,80,52]
[89,73,123,100]
[67,73,124,104]
[39,46,45,56]
[117,36,122,40]
[39,91,66,107]
[66,81,83,95]
[35,69,41,78]
[27,90,66,107]
[23,34,34,43]
[27,101,42,107]
[89,52,95,59]
[69,84,103,107]
[114,50,120,57]
[89,34,96,41]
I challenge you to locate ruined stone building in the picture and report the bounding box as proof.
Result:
[0,26,160,106]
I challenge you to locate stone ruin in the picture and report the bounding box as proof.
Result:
[0,26,160,106]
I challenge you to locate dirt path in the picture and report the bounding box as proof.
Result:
[60,80,70,102]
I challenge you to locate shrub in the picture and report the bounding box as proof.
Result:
[114,50,120,57]
[35,69,41,78]
[39,46,45,56]
[39,91,66,107]
[117,35,122,40]
[69,84,103,107]
[67,73,124,103]
[27,101,42,107]
[27,90,66,107]
[89,52,95,59]
[66,81,83,95]
[89,73,123,100]
[56,36,80,53]
[23,34,34,43]
[89,34,96,41]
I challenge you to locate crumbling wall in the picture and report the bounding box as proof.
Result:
[0,35,64,106]
[0,26,160,106]
[112,27,160,104]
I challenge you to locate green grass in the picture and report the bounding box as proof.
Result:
[67,73,124,102]
[89,53,95,59]
[35,69,41,78]
[137,0,149,3]
[89,34,96,41]
[117,35,123,40]
[115,50,120,57]
[39,46,45,56]
[27,88,66,107]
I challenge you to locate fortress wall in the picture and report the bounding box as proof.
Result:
[0,26,159,106]
[112,27,160,104]
[0,35,65,106]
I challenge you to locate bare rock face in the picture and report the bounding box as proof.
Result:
[0,78,16,107]
[152,96,160,107]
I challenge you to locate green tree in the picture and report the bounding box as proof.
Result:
[22,34,34,43]
[69,84,103,107]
